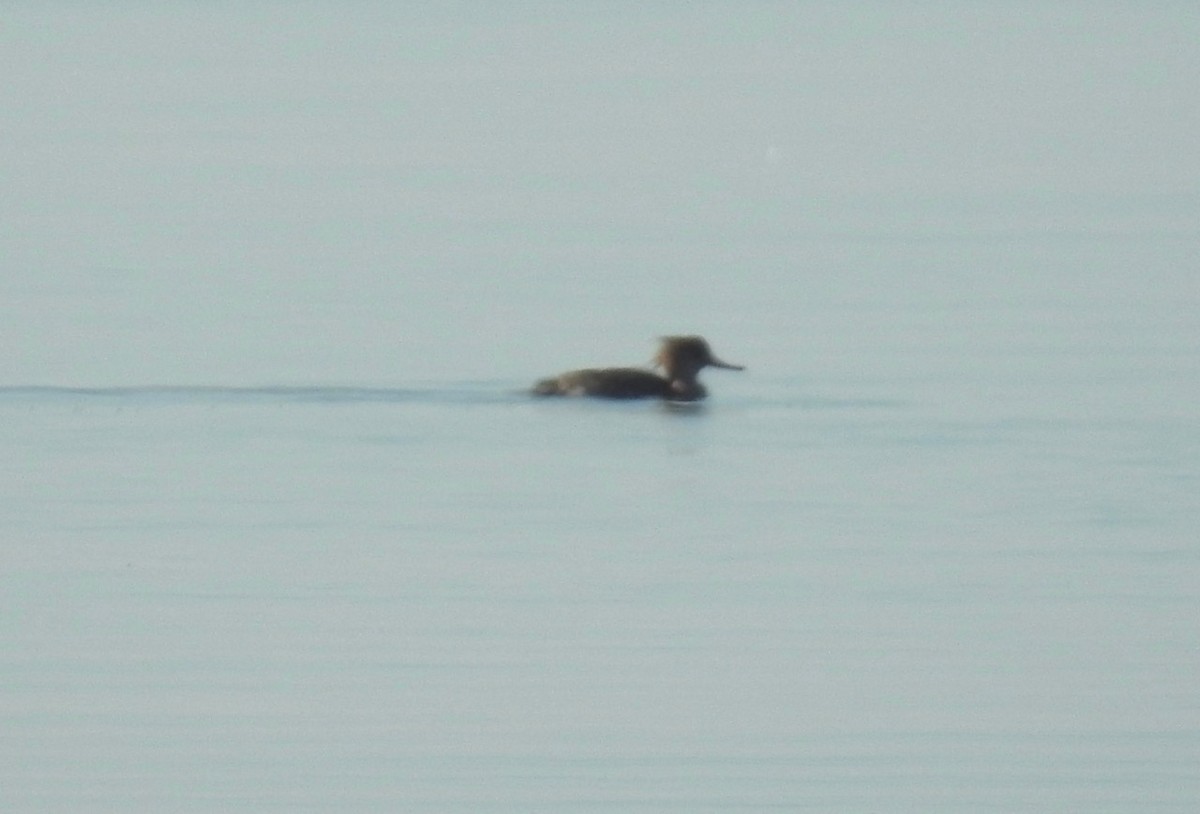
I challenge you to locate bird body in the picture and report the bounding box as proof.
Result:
[532,336,743,401]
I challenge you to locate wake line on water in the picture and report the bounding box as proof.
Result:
[0,384,905,412]
[0,384,527,406]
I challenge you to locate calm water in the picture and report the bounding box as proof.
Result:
[4,3,1200,811]
[4,367,1198,811]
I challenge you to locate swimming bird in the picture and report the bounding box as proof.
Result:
[532,335,744,401]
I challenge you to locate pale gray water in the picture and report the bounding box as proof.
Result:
[3,3,1200,811]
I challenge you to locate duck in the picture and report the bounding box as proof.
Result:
[532,335,744,401]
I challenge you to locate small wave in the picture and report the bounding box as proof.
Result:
[0,384,906,412]
[0,384,528,406]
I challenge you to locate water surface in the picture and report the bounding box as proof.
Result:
[3,2,1199,811]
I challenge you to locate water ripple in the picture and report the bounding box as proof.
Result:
[0,384,907,412]
[0,384,526,406]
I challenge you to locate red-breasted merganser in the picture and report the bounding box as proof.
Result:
[532,335,744,401]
